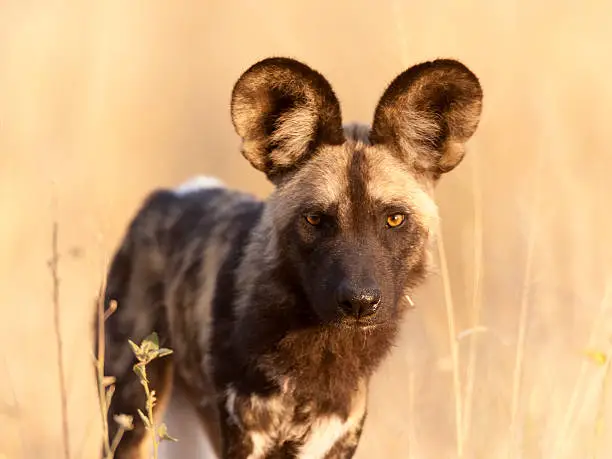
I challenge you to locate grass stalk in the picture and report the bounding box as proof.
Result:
[507,158,546,458]
[50,221,71,459]
[109,425,127,454]
[507,220,536,457]
[96,292,134,459]
[461,154,484,449]
[552,278,612,457]
[96,287,112,458]
[592,345,612,459]
[436,228,464,458]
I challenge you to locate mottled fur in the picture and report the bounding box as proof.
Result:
[101,57,483,458]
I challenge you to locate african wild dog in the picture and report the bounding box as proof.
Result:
[102,56,483,458]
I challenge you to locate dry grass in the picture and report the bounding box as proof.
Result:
[47,228,175,459]
[49,222,71,459]
[2,1,612,458]
[94,286,177,458]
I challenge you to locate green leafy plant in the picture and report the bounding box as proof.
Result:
[128,332,177,459]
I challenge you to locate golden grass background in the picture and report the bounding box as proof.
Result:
[1,1,612,458]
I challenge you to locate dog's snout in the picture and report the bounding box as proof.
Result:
[337,282,382,318]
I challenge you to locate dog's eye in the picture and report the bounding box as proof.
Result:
[386,213,406,228]
[305,214,322,226]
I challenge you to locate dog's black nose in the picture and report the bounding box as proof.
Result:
[337,282,382,318]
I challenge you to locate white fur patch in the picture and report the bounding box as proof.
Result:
[220,382,366,459]
[174,175,225,196]
[247,431,274,459]
[225,386,241,427]
[297,381,367,458]
[297,415,347,458]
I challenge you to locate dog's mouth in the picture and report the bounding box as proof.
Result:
[336,315,382,330]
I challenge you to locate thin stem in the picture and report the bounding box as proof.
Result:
[552,278,611,457]
[507,208,537,457]
[436,230,464,458]
[407,368,417,458]
[104,300,117,321]
[507,175,545,458]
[140,364,159,459]
[50,222,71,459]
[97,287,111,457]
[592,340,612,459]
[110,427,126,455]
[462,155,484,447]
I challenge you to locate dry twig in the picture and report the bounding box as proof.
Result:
[49,221,71,459]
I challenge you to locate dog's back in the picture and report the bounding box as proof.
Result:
[102,176,262,457]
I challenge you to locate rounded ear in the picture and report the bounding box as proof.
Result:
[370,59,483,179]
[231,57,345,182]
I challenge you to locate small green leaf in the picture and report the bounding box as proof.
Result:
[143,332,160,349]
[128,339,141,356]
[157,348,173,359]
[138,337,160,364]
[158,423,178,442]
[133,363,147,383]
[140,343,153,357]
[137,409,151,429]
[128,339,149,363]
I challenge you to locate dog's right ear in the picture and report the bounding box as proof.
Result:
[231,57,345,183]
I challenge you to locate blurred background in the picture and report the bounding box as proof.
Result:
[1,1,612,458]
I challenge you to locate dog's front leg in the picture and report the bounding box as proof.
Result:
[218,417,258,458]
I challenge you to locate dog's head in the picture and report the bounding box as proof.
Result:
[231,57,482,328]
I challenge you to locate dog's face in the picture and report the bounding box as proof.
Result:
[231,58,482,327]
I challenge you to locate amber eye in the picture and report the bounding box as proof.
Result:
[305,214,322,226]
[386,213,406,228]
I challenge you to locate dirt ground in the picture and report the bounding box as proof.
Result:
[2,1,612,458]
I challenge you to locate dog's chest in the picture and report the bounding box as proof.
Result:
[249,404,353,459]
[226,384,366,459]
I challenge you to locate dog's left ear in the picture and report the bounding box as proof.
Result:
[231,57,345,183]
[370,59,483,180]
